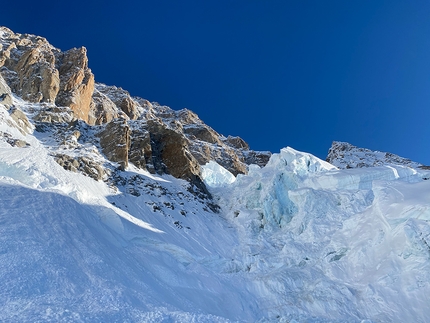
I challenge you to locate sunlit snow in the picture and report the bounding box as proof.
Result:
[201,160,236,187]
[1,98,430,322]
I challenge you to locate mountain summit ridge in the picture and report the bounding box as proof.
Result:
[326,140,426,169]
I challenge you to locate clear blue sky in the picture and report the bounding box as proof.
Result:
[3,1,430,163]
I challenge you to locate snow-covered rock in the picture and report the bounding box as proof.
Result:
[327,141,424,169]
[0,26,271,185]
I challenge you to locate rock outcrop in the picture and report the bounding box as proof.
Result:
[88,88,119,125]
[0,73,13,107]
[55,47,95,122]
[15,45,60,103]
[9,107,33,135]
[152,106,271,176]
[0,26,272,195]
[0,27,94,122]
[95,84,141,121]
[0,27,60,104]
[0,131,29,147]
[98,119,130,170]
[183,124,221,145]
[33,106,75,124]
[55,154,105,181]
[326,141,424,169]
[146,119,201,180]
[243,150,272,168]
[223,135,249,150]
[128,126,152,171]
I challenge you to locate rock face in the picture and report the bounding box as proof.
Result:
[0,73,13,107]
[92,97,271,181]
[0,26,272,194]
[88,88,119,125]
[94,84,141,120]
[326,141,424,169]
[147,119,201,180]
[15,45,60,103]
[0,29,60,104]
[0,27,94,122]
[157,107,271,176]
[243,150,272,168]
[98,119,130,170]
[55,47,95,122]
[224,135,249,150]
[128,126,152,170]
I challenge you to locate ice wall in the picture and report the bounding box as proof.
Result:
[213,146,430,321]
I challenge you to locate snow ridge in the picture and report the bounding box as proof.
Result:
[327,141,424,169]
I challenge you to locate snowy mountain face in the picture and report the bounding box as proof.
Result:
[326,141,426,170]
[1,27,430,323]
[0,26,270,184]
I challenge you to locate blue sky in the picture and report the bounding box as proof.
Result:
[3,1,430,163]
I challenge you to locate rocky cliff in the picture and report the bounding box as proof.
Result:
[0,26,271,193]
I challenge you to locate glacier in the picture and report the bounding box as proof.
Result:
[215,146,430,322]
[1,98,430,322]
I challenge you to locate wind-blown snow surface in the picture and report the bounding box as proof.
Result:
[1,100,430,322]
[0,101,255,322]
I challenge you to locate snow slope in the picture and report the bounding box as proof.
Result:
[0,99,259,322]
[2,98,430,322]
